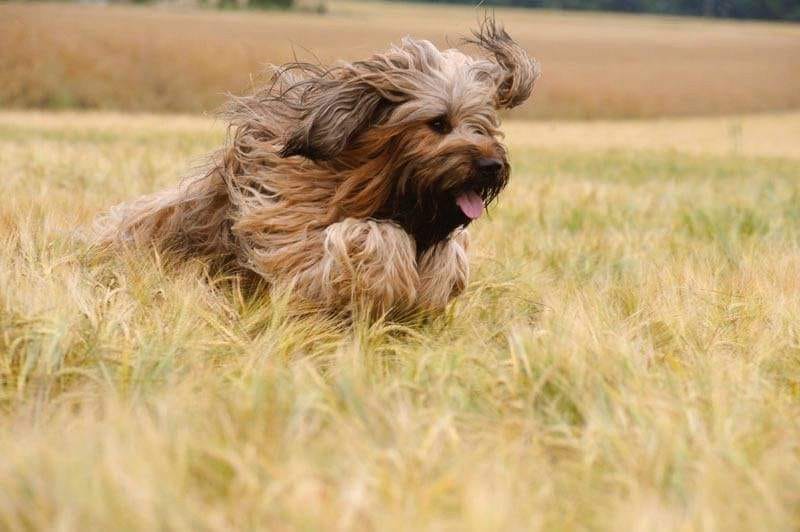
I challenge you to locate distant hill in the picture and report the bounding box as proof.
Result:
[2,1,799,117]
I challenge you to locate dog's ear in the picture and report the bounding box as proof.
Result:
[279,72,392,161]
[466,19,540,110]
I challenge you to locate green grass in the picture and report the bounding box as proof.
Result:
[2,111,800,530]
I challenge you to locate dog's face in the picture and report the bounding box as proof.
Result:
[276,20,539,252]
[364,70,513,252]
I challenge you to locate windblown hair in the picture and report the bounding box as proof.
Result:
[93,19,539,316]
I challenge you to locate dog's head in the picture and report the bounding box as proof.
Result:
[275,19,540,252]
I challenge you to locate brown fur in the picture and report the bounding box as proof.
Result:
[92,20,539,316]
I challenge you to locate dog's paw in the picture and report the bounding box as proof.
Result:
[417,228,470,311]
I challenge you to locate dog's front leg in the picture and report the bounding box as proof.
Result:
[416,229,470,311]
[294,218,420,315]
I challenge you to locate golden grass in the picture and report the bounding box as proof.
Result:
[2,1,800,119]
[3,109,800,529]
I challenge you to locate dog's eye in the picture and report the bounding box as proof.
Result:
[428,116,451,135]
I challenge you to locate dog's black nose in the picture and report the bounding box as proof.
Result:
[476,157,503,177]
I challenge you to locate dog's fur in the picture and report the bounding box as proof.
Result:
[93,20,539,315]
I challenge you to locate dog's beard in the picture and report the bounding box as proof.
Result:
[377,167,508,254]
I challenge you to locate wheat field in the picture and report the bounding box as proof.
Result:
[1,109,800,530]
[2,0,800,118]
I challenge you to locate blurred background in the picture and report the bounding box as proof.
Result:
[1,0,799,120]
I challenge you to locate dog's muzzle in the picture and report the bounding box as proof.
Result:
[454,157,506,220]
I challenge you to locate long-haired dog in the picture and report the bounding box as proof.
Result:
[93,20,539,316]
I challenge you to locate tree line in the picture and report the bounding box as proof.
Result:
[407,0,800,20]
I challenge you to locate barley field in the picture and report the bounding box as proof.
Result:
[4,0,800,528]
[2,108,800,530]
[2,0,800,118]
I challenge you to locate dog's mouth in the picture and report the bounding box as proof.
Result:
[450,173,506,222]
[455,190,484,220]
[379,168,508,254]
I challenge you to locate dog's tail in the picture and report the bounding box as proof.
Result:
[89,167,236,263]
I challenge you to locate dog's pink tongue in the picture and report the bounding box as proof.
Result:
[456,191,484,220]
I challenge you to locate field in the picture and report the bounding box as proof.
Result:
[4,0,800,528]
[2,108,800,530]
[2,1,800,118]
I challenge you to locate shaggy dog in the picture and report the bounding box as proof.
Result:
[94,20,539,316]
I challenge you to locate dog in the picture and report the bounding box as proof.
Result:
[93,20,539,316]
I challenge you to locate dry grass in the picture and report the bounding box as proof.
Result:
[2,109,800,530]
[2,1,800,118]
